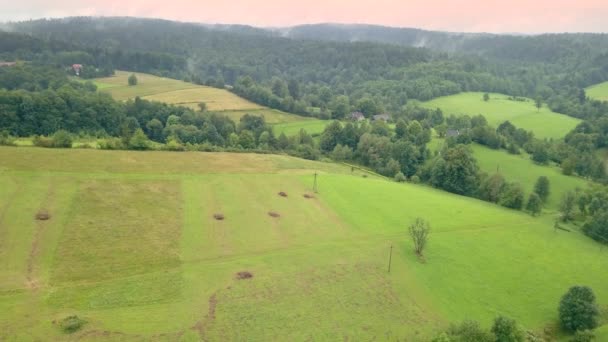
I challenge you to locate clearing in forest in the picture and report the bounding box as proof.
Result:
[421,92,581,139]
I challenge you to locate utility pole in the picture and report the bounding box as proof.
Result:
[387,244,393,273]
[313,172,318,193]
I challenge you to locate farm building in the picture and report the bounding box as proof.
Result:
[0,61,17,67]
[72,64,83,76]
[372,113,391,122]
[350,112,365,121]
[446,129,460,137]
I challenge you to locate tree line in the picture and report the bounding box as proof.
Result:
[3,17,608,123]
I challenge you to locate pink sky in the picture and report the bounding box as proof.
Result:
[3,0,608,33]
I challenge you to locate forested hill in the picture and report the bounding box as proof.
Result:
[276,24,490,51]
[2,17,608,121]
[278,24,608,61]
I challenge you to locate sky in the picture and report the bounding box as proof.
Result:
[2,0,608,34]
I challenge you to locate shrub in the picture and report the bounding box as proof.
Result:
[410,175,421,184]
[534,176,550,203]
[569,330,595,342]
[98,137,126,150]
[33,135,54,148]
[51,130,73,148]
[447,320,494,342]
[128,129,151,150]
[0,131,16,146]
[491,316,524,342]
[395,171,407,182]
[559,286,599,333]
[582,210,608,244]
[409,217,430,256]
[526,193,543,216]
[60,315,86,333]
[128,74,138,86]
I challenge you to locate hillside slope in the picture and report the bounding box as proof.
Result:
[93,71,310,124]
[422,92,581,139]
[0,146,606,340]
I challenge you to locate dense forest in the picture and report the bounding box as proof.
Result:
[2,17,608,120]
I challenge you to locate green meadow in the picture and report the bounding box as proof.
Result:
[421,92,581,139]
[273,119,329,137]
[93,71,308,124]
[430,138,591,211]
[586,81,608,102]
[0,146,606,340]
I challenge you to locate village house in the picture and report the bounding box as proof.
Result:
[350,112,365,121]
[446,129,460,138]
[0,61,17,67]
[72,64,83,76]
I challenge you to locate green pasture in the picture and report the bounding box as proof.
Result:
[421,92,581,139]
[0,146,606,341]
[586,81,608,102]
[431,137,591,211]
[93,71,310,123]
[273,120,329,137]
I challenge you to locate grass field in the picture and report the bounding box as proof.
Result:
[421,92,581,139]
[430,138,591,211]
[0,146,606,341]
[586,81,608,102]
[273,120,329,137]
[93,71,307,124]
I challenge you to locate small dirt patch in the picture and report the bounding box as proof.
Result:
[35,210,50,221]
[268,211,280,218]
[213,213,225,221]
[236,271,253,280]
[278,191,288,197]
[303,194,315,199]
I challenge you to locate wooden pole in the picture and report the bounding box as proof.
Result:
[313,172,318,193]
[388,244,393,273]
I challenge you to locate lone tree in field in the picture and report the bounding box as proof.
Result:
[483,93,490,102]
[128,74,138,86]
[535,96,543,112]
[534,176,550,203]
[560,191,577,222]
[526,192,543,216]
[409,217,430,256]
[559,286,599,333]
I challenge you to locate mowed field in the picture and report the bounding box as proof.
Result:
[0,147,606,341]
[421,92,581,139]
[94,71,308,124]
[273,119,329,137]
[586,81,608,102]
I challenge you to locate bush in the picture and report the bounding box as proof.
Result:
[163,137,185,151]
[569,330,595,342]
[51,130,73,148]
[128,74,138,86]
[410,175,421,184]
[33,135,55,148]
[559,286,599,333]
[491,316,524,342]
[447,320,494,342]
[395,171,407,182]
[582,210,608,244]
[526,192,543,216]
[128,129,151,150]
[0,131,16,146]
[98,137,126,150]
[60,315,86,333]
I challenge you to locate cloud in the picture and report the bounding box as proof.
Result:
[1,0,607,33]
